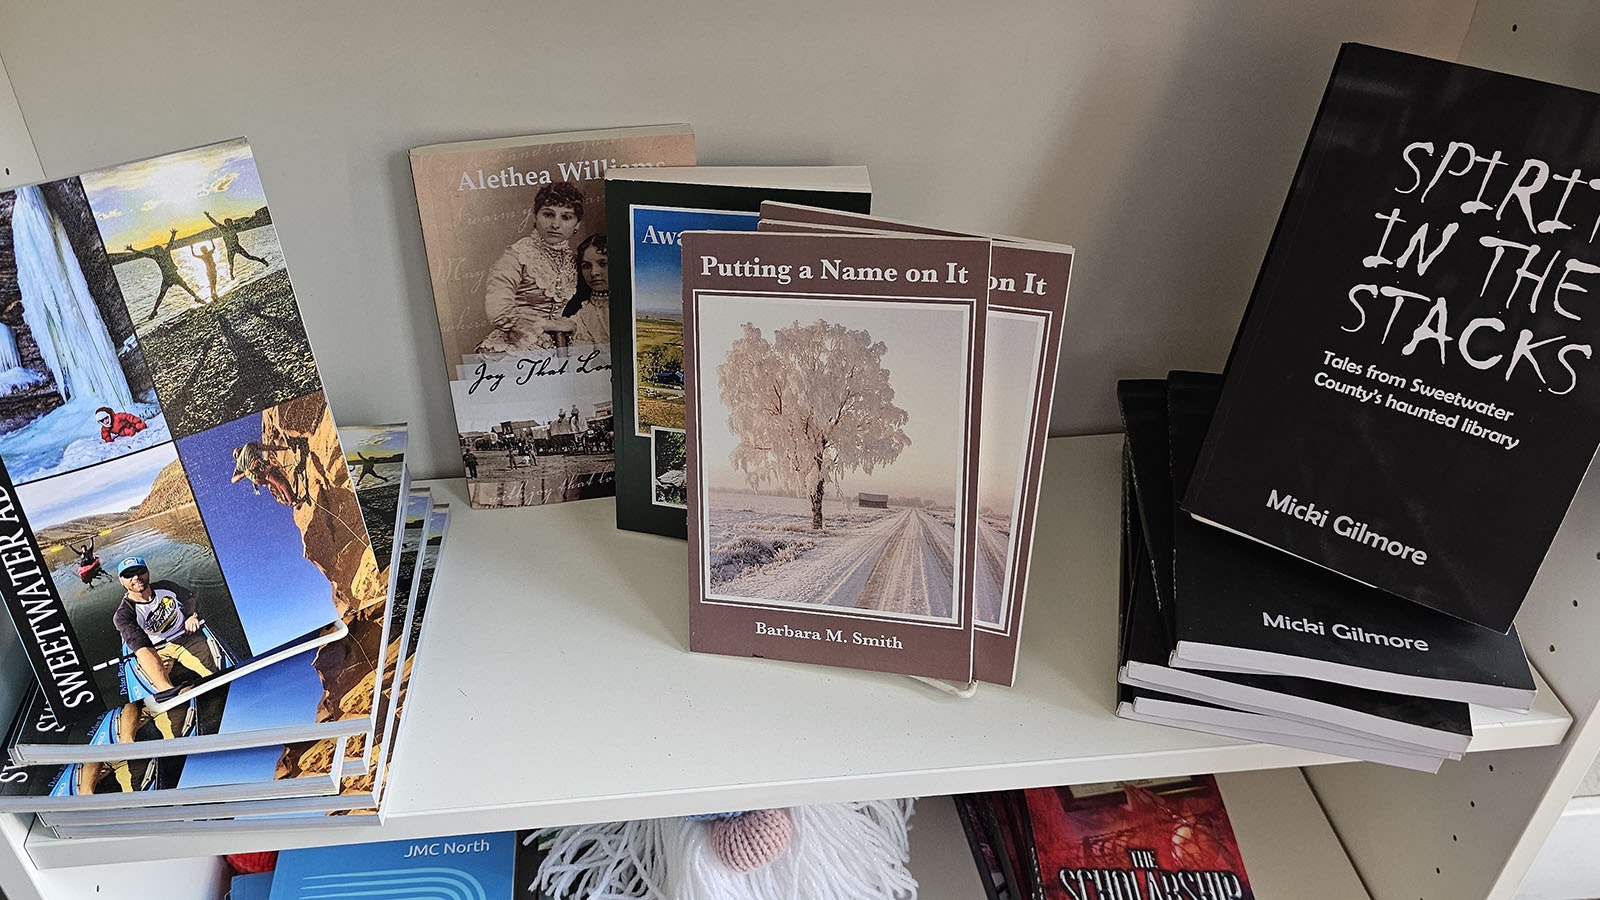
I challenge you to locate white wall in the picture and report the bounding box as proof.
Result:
[0,1,1477,479]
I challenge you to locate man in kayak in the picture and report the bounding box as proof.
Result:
[112,557,216,703]
[69,536,110,585]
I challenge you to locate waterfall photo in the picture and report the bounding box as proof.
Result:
[0,181,171,486]
[80,139,321,439]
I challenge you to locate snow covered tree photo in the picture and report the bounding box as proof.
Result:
[717,319,910,530]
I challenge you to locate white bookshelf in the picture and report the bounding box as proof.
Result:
[5,435,1579,893]
[2,3,1600,899]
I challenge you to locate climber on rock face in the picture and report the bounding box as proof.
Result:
[229,440,303,507]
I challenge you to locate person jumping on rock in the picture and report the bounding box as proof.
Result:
[352,451,390,486]
[124,229,201,319]
[230,440,302,507]
[204,211,269,279]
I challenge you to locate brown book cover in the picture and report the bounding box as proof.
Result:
[410,126,695,509]
[683,229,989,682]
[758,202,1072,686]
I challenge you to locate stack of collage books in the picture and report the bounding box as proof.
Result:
[0,140,451,834]
[1113,45,1600,771]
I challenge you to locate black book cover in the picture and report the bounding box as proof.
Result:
[1185,43,1600,632]
[1115,415,1469,751]
[1168,372,1535,709]
[953,792,1014,900]
[606,174,871,539]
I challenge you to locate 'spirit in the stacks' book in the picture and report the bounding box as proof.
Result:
[1184,44,1600,632]
[605,168,872,539]
[684,229,989,682]
[1168,373,1536,710]
[757,202,1072,686]
[0,139,379,721]
[1116,377,1471,767]
[410,125,695,511]
[1020,775,1254,900]
[10,423,409,768]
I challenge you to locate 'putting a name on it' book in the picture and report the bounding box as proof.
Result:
[410,125,696,510]
[1185,44,1600,633]
[604,167,873,539]
[684,230,989,682]
[757,202,1073,687]
[0,139,378,721]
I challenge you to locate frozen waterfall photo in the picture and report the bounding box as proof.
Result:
[0,180,171,486]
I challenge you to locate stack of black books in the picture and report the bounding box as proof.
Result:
[1113,43,1600,771]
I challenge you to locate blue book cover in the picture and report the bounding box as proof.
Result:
[269,831,515,900]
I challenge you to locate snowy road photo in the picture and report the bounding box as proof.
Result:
[707,493,957,618]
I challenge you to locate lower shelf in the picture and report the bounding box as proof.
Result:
[13,769,1366,900]
[18,434,1571,869]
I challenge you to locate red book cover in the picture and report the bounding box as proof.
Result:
[1022,775,1253,900]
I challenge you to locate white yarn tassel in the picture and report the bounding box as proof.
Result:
[531,817,692,899]
[534,800,917,900]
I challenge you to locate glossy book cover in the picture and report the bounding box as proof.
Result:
[0,139,378,720]
[1023,775,1254,900]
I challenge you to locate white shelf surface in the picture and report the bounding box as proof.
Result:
[20,434,1571,869]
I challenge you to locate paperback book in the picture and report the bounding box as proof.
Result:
[1116,377,1472,764]
[45,503,449,831]
[757,202,1073,685]
[1168,373,1536,710]
[1185,44,1600,632]
[605,167,872,538]
[1017,776,1255,900]
[9,423,409,766]
[683,229,989,682]
[0,139,376,719]
[0,713,344,813]
[410,125,695,510]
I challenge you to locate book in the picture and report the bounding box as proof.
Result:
[1183,44,1600,632]
[0,139,379,719]
[1015,775,1255,900]
[605,167,872,538]
[9,423,410,766]
[1168,373,1537,709]
[756,202,1073,686]
[263,832,535,900]
[410,125,696,510]
[345,486,431,775]
[41,506,448,830]
[1117,378,1473,758]
[683,229,990,682]
[0,718,345,813]
[952,792,1018,900]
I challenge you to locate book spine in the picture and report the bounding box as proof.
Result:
[0,458,104,716]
